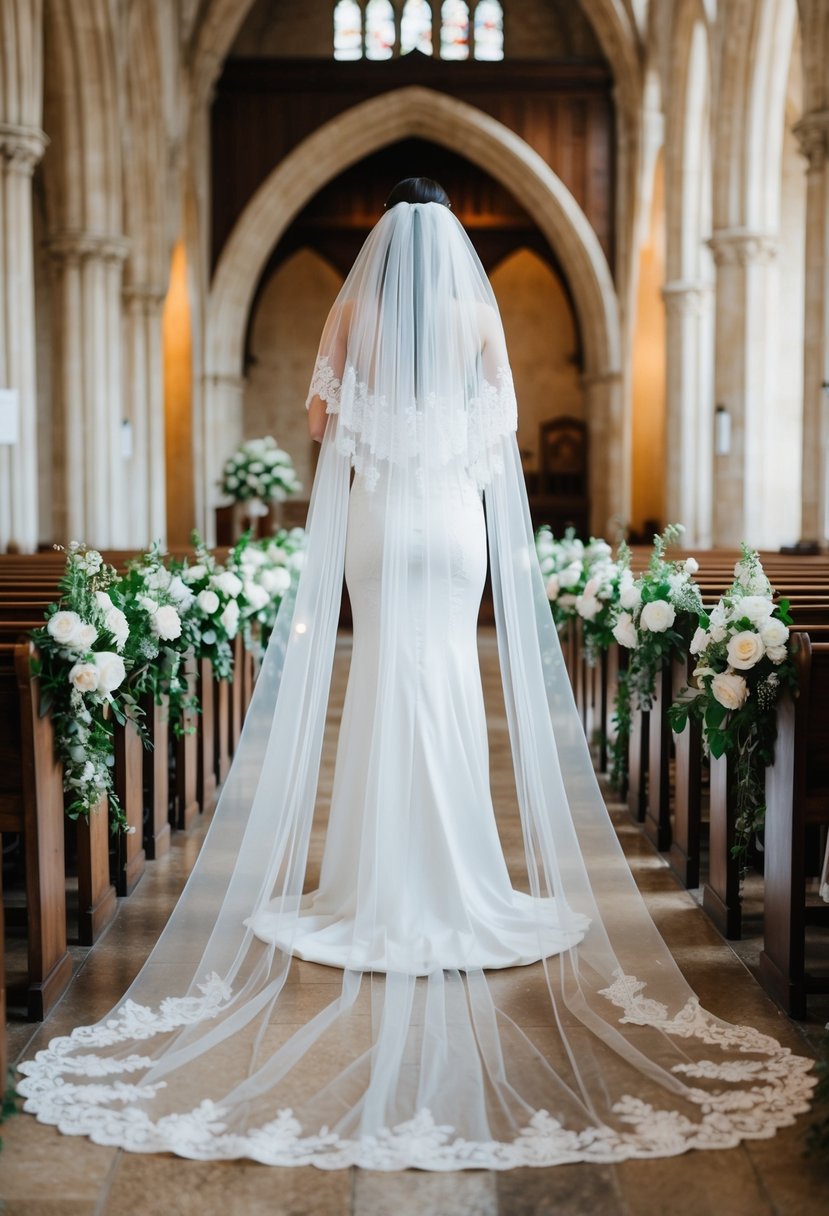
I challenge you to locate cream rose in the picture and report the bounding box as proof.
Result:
[243,581,270,613]
[94,651,126,694]
[68,662,100,693]
[640,599,676,633]
[576,594,601,621]
[766,644,788,664]
[711,670,748,711]
[726,629,765,670]
[545,573,560,602]
[612,612,638,649]
[47,610,82,646]
[74,622,98,650]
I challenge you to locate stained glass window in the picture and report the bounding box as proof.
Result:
[440,1,469,60]
[365,0,395,59]
[333,0,363,60]
[401,0,433,56]
[473,0,504,61]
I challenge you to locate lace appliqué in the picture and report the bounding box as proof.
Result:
[17,970,815,1170]
[305,355,517,491]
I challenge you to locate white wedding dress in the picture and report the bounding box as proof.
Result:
[247,466,588,973]
[18,200,815,1169]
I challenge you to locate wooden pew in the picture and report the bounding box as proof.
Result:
[141,692,171,860]
[75,798,117,946]
[173,654,199,830]
[759,631,829,1016]
[197,657,217,816]
[112,715,146,896]
[0,642,72,1019]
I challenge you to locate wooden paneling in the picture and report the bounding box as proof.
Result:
[211,57,615,273]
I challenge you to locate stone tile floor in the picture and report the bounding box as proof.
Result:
[2,630,827,1215]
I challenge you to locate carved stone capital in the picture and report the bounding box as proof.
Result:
[122,282,167,310]
[794,110,829,173]
[708,230,777,267]
[0,123,48,173]
[48,231,131,267]
[661,280,713,316]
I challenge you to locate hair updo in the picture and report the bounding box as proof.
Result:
[384,177,452,210]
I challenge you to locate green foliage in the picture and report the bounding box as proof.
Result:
[609,664,631,792]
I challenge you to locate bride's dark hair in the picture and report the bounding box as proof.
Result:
[384,177,451,209]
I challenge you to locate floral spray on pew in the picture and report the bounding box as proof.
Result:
[668,546,797,876]
[608,524,703,791]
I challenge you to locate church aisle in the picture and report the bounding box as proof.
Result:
[2,630,824,1216]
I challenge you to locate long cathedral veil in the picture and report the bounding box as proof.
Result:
[18,202,813,1168]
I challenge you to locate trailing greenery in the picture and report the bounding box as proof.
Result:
[609,663,631,792]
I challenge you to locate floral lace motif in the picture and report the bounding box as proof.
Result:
[305,355,517,491]
[16,970,816,1170]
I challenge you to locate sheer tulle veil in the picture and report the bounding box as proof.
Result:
[18,201,814,1168]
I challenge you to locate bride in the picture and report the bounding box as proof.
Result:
[18,177,814,1169]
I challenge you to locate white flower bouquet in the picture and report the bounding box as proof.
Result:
[220,436,301,507]
[227,527,307,654]
[33,544,135,831]
[609,524,702,709]
[669,546,797,873]
[535,526,588,631]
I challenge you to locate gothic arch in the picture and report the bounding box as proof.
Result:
[203,86,624,537]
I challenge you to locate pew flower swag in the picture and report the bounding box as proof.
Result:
[608,525,703,790]
[32,532,306,833]
[668,547,796,875]
[31,545,134,833]
[535,527,623,658]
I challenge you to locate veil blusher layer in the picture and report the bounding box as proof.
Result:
[17,201,814,1168]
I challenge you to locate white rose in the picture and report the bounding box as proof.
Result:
[220,598,240,638]
[576,594,601,621]
[287,551,305,571]
[211,570,243,599]
[535,534,554,558]
[104,607,129,651]
[47,610,82,646]
[243,581,270,612]
[612,612,638,649]
[167,575,194,607]
[689,626,708,656]
[138,595,159,616]
[711,670,748,711]
[582,575,601,601]
[154,604,182,641]
[684,557,699,574]
[766,644,788,664]
[74,622,98,650]
[197,589,220,615]
[94,590,113,612]
[558,563,582,590]
[733,595,774,625]
[760,617,789,649]
[262,567,291,596]
[68,662,100,693]
[242,547,268,569]
[619,583,642,611]
[640,599,676,633]
[183,564,207,584]
[726,629,765,670]
[94,651,126,694]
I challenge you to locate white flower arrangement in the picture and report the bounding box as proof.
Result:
[221,436,302,506]
[669,546,797,874]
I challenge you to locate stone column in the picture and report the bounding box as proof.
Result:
[662,280,715,547]
[202,372,246,546]
[795,109,829,545]
[582,369,626,538]
[0,124,47,551]
[123,284,167,547]
[708,230,778,547]
[48,233,130,548]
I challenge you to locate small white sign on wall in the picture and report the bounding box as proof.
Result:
[0,388,19,445]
